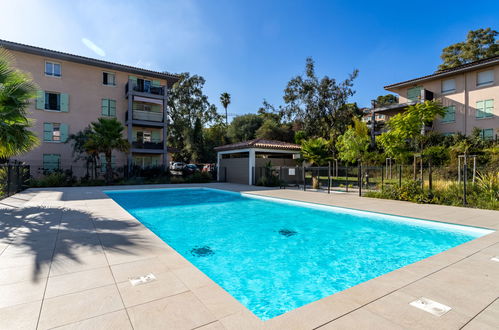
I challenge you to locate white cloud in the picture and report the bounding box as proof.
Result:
[81,38,106,57]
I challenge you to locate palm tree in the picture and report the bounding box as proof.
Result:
[301,137,332,189]
[0,48,38,159]
[85,118,129,183]
[220,92,231,125]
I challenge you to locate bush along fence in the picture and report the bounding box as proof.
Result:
[251,161,499,210]
[0,163,31,199]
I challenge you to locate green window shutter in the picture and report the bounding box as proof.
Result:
[152,80,161,87]
[36,91,45,109]
[484,99,494,117]
[60,93,69,112]
[476,101,484,118]
[99,154,106,171]
[484,129,493,140]
[129,75,138,83]
[101,99,109,116]
[151,104,161,112]
[407,86,422,102]
[132,128,138,142]
[442,106,456,123]
[60,124,69,142]
[43,154,60,171]
[43,123,53,141]
[109,100,116,116]
[151,130,161,143]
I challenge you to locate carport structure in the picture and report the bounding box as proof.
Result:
[215,139,301,185]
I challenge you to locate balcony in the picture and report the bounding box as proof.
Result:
[132,141,164,150]
[126,81,165,97]
[126,110,164,127]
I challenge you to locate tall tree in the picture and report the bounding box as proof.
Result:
[375,94,399,107]
[439,28,499,70]
[168,73,220,161]
[377,101,446,160]
[67,127,98,179]
[220,92,231,125]
[282,57,358,139]
[336,117,370,164]
[85,118,129,183]
[226,114,263,142]
[0,48,38,159]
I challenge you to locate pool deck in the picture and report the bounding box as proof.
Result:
[0,183,498,330]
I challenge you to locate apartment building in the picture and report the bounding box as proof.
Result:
[370,56,499,140]
[0,39,180,177]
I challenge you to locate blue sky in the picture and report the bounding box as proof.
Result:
[1,0,498,120]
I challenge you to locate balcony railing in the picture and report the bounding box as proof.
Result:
[127,110,163,122]
[126,81,165,96]
[132,141,164,150]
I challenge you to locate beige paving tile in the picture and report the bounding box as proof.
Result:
[45,266,115,298]
[218,309,264,330]
[196,321,227,329]
[102,245,169,266]
[467,299,499,327]
[0,262,50,285]
[0,278,46,308]
[0,300,42,330]
[52,309,133,330]
[462,319,499,330]
[172,265,215,290]
[127,291,217,330]
[117,270,188,307]
[38,284,124,329]
[110,256,170,283]
[49,249,108,276]
[365,290,470,329]
[192,283,247,319]
[317,308,405,329]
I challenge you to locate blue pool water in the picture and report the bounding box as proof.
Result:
[105,188,491,320]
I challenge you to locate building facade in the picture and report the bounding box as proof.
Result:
[371,56,499,140]
[0,40,179,177]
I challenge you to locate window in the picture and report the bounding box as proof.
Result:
[103,72,116,86]
[45,61,61,77]
[477,70,494,87]
[133,155,160,168]
[45,92,60,111]
[476,99,494,119]
[101,99,116,117]
[479,128,494,141]
[441,79,456,94]
[407,86,422,102]
[99,154,116,171]
[441,105,456,123]
[43,123,69,142]
[43,154,61,171]
[442,132,455,137]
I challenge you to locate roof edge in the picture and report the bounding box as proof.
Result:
[0,39,180,84]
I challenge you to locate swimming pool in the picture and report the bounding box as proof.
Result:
[105,188,492,320]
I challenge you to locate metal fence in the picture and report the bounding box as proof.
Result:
[0,163,31,199]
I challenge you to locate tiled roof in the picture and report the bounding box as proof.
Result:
[0,39,180,84]
[214,139,301,152]
[384,55,499,89]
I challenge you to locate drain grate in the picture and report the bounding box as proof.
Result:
[409,297,451,316]
[129,273,156,286]
[279,229,297,237]
[191,246,214,257]
[490,256,499,262]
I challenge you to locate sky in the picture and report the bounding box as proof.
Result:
[1,0,498,120]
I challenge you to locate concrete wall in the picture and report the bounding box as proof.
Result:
[388,64,499,136]
[219,158,249,184]
[8,50,169,177]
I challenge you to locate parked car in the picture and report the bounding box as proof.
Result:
[202,164,215,172]
[170,162,186,171]
[183,164,200,176]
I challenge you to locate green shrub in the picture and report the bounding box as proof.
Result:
[30,171,75,187]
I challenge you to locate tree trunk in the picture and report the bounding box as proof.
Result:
[312,173,320,189]
[105,151,113,184]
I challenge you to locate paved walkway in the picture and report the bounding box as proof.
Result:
[0,183,498,329]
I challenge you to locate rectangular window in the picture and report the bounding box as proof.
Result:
[442,132,455,137]
[441,105,456,123]
[43,123,69,142]
[101,99,116,117]
[480,128,494,140]
[477,70,494,87]
[45,92,61,111]
[476,99,494,119]
[45,61,61,77]
[407,86,422,102]
[103,72,116,86]
[43,154,61,171]
[441,79,456,94]
[99,154,116,171]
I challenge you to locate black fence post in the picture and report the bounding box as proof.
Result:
[463,160,468,205]
[429,161,433,191]
[381,165,384,190]
[345,164,349,192]
[6,164,11,197]
[327,161,331,194]
[302,166,306,191]
[358,161,362,197]
[398,165,402,187]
